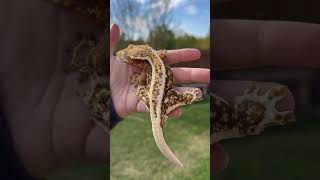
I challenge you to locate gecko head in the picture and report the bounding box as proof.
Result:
[115,48,129,62]
[116,44,150,63]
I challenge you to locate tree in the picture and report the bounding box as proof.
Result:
[110,0,143,40]
[147,25,175,49]
[144,0,175,30]
[111,0,178,42]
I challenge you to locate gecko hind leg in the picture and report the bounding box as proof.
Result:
[160,88,202,126]
[265,86,295,125]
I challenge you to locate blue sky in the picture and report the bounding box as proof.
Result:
[171,0,210,37]
[110,0,210,39]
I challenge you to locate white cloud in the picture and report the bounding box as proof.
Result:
[184,4,197,15]
[135,0,147,3]
[171,0,185,8]
[149,0,186,11]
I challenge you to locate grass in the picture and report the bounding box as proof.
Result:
[47,162,108,180]
[110,101,210,180]
[213,116,320,180]
[46,102,320,180]
[46,101,209,180]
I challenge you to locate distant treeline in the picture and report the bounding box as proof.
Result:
[115,25,209,51]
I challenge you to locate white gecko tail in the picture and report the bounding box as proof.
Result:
[152,124,183,168]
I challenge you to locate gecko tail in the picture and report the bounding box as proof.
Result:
[152,124,183,168]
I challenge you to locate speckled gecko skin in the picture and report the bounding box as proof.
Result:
[116,44,202,168]
[64,34,109,133]
[47,0,109,130]
[211,85,295,144]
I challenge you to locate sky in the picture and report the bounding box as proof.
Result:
[170,0,210,37]
[110,0,210,39]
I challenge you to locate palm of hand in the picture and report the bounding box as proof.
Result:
[110,53,144,118]
[0,17,107,178]
[109,24,208,119]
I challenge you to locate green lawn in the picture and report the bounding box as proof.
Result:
[46,101,209,180]
[47,162,108,180]
[45,102,320,180]
[110,101,210,180]
[214,117,320,180]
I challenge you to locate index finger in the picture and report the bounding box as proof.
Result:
[172,68,210,84]
[165,49,201,65]
[213,19,320,70]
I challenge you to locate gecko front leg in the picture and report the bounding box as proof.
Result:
[131,72,150,108]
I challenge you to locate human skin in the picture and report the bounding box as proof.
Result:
[110,24,210,118]
[0,2,210,177]
[212,18,320,173]
[0,0,109,178]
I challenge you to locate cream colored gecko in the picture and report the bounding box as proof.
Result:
[116,44,202,168]
[211,85,295,144]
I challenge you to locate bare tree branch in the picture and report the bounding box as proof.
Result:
[111,0,178,41]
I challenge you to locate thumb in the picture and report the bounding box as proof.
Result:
[110,24,120,52]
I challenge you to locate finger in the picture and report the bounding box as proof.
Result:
[172,68,210,84]
[213,20,320,69]
[85,126,108,162]
[212,80,295,111]
[211,143,228,173]
[110,24,120,51]
[174,87,203,98]
[136,101,148,113]
[168,108,182,118]
[165,49,201,65]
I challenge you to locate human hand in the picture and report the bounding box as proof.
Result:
[110,24,210,118]
[212,0,320,173]
[0,4,107,178]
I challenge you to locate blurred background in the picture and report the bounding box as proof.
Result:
[111,0,210,51]
[110,0,210,179]
[212,0,320,179]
